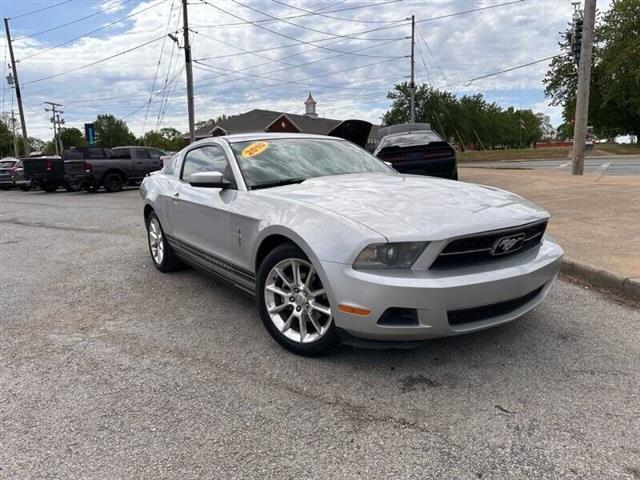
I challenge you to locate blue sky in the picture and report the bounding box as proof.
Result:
[1,0,588,140]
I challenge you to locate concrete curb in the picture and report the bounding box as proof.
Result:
[560,258,640,303]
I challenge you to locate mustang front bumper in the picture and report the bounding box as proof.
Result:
[322,238,563,341]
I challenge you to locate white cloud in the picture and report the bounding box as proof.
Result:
[98,0,127,14]
[3,0,601,140]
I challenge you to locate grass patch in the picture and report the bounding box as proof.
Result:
[596,143,640,155]
[457,148,570,162]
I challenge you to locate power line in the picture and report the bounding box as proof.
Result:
[415,0,525,26]
[18,0,170,62]
[8,0,73,21]
[460,54,563,85]
[13,0,134,42]
[199,0,403,58]
[23,34,172,85]
[270,0,404,24]
[226,0,402,43]
[140,0,176,138]
[191,0,405,29]
[191,29,406,84]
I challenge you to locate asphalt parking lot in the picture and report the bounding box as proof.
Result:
[1,189,639,479]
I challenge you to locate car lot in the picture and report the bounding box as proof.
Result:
[1,189,639,479]
[465,156,640,175]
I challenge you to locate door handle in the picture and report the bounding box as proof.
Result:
[173,192,180,197]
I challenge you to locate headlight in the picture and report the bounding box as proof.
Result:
[353,242,428,269]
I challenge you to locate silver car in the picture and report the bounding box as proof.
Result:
[140,133,563,355]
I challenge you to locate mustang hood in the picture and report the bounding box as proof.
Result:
[262,173,549,241]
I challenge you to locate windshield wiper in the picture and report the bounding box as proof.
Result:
[250,178,306,190]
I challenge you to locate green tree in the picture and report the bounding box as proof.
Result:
[0,116,14,157]
[59,127,86,149]
[140,127,184,151]
[382,83,543,149]
[195,114,229,130]
[544,0,640,140]
[93,114,136,147]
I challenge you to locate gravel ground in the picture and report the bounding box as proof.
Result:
[1,189,639,480]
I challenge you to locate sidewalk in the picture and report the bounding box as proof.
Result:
[460,167,640,301]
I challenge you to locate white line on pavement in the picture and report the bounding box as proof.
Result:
[556,162,571,169]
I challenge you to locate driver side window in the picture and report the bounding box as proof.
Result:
[181,145,234,186]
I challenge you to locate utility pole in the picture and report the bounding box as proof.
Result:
[571,0,596,175]
[45,102,63,156]
[182,0,195,143]
[4,17,30,156]
[409,14,416,123]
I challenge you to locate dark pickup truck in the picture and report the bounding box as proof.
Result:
[64,146,166,192]
[22,154,84,192]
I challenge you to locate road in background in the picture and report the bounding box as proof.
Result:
[464,156,640,175]
[1,190,639,479]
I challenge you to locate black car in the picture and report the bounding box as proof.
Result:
[374,123,458,180]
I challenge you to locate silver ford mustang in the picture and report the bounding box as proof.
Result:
[140,133,563,355]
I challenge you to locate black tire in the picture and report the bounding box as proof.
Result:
[63,178,83,192]
[19,183,32,191]
[450,169,459,181]
[256,244,339,356]
[146,211,181,272]
[103,172,124,192]
[40,181,59,192]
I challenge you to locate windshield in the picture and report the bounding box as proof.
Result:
[0,161,16,168]
[379,131,443,150]
[230,138,393,189]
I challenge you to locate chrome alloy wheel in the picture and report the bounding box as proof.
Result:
[148,217,165,266]
[264,258,332,344]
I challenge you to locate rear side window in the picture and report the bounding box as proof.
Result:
[181,145,233,185]
[149,149,164,159]
[110,149,131,159]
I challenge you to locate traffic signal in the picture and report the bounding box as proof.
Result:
[572,18,583,65]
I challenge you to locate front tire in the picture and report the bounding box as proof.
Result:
[256,244,338,356]
[146,212,180,272]
[103,172,124,192]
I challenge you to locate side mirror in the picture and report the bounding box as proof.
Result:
[187,171,227,188]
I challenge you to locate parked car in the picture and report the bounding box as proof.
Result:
[140,133,563,356]
[374,123,458,180]
[0,157,18,190]
[22,154,81,192]
[64,146,166,192]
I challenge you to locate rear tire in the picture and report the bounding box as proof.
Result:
[19,183,32,191]
[40,181,59,192]
[103,172,124,192]
[146,212,180,272]
[63,179,83,192]
[256,244,339,356]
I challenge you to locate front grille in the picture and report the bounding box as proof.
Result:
[430,220,547,269]
[447,285,544,326]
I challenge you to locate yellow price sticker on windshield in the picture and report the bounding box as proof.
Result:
[241,141,269,158]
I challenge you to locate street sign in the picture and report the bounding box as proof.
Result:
[84,123,95,145]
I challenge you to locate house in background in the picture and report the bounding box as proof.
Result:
[183,94,380,151]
